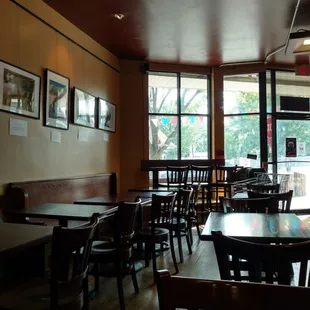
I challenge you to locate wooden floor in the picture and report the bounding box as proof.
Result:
[89,229,220,310]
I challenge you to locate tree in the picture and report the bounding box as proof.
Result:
[224,92,260,162]
[224,92,310,164]
[149,86,208,159]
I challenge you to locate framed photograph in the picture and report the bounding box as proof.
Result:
[0,60,40,119]
[98,98,116,133]
[44,69,70,130]
[72,87,96,128]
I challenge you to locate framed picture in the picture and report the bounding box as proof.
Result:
[44,69,70,130]
[72,87,96,128]
[0,60,40,119]
[98,98,116,133]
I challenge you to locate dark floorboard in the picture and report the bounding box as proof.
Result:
[89,229,219,310]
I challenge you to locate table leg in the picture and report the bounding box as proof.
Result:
[59,219,68,227]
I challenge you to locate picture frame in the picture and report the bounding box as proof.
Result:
[72,87,96,128]
[0,59,41,119]
[98,98,116,133]
[44,69,70,130]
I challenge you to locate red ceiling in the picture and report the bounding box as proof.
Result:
[44,0,310,66]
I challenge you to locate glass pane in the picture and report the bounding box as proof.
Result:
[148,73,177,114]
[224,115,260,167]
[277,119,310,211]
[267,115,273,162]
[224,74,259,114]
[266,71,272,113]
[149,115,178,160]
[276,71,310,113]
[180,75,209,114]
[181,116,208,159]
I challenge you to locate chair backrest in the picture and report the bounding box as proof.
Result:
[50,213,99,309]
[215,165,236,183]
[247,190,293,213]
[151,193,177,227]
[212,230,310,286]
[156,269,310,310]
[190,165,213,184]
[219,196,275,214]
[247,183,280,193]
[166,166,189,187]
[174,188,193,219]
[114,199,141,246]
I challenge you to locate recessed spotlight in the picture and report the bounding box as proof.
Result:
[114,13,125,20]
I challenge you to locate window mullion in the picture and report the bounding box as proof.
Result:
[177,73,181,159]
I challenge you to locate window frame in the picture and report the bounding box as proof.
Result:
[147,71,212,160]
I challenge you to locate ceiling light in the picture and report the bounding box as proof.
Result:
[114,13,124,20]
[303,39,310,45]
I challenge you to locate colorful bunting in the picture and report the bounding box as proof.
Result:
[189,116,195,123]
[172,117,177,126]
[162,117,168,125]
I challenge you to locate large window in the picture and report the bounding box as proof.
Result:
[148,72,210,160]
[224,74,261,167]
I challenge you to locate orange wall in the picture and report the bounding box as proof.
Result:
[0,0,120,194]
[119,60,149,192]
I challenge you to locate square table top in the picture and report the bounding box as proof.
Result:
[201,212,310,243]
[0,223,53,255]
[12,203,117,222]
[74,193,153,206]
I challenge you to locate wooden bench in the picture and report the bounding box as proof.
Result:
[3,173,117,225]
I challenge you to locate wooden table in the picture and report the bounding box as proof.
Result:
[74,193,152,206]
[0,223,54,289]
[12,203,117,227]
[128,187,178,193]
[0,223,53,255]
[201,212,310,243]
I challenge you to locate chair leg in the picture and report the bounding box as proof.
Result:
[177,231,183,263]
[196,220,202,239]
[185,229,192,255]
[188,222,193,245]
[152,242,157,280]
[94,263,100,293]
[169,234,179,274]
[144,241,151,268]
[131,259,139,294]
[116,261,126,310]
[82,276,89,310]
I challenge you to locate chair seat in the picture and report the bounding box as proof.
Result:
[137,227,169,240]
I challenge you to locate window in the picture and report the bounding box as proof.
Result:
[148,72,210,160]
[224,74,261,167]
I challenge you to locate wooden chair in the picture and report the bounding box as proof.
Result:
[171,188,193,262]
[136,193,178,279]
[219,196,276,213]
[0,213,100,310]
[190,165,213,210]
[88,200,141,310]
[212,230,310,286]
[247,183,280,193]
[156,269,310,310]
[248,190,293,213]
[213,165,237,207]
[187,184,203,242]
[164,166,189,188]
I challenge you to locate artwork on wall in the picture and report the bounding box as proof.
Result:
[98,98,116,133]
[0,60,41,119]
[72,87,96,128]
[44,69,70,130]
